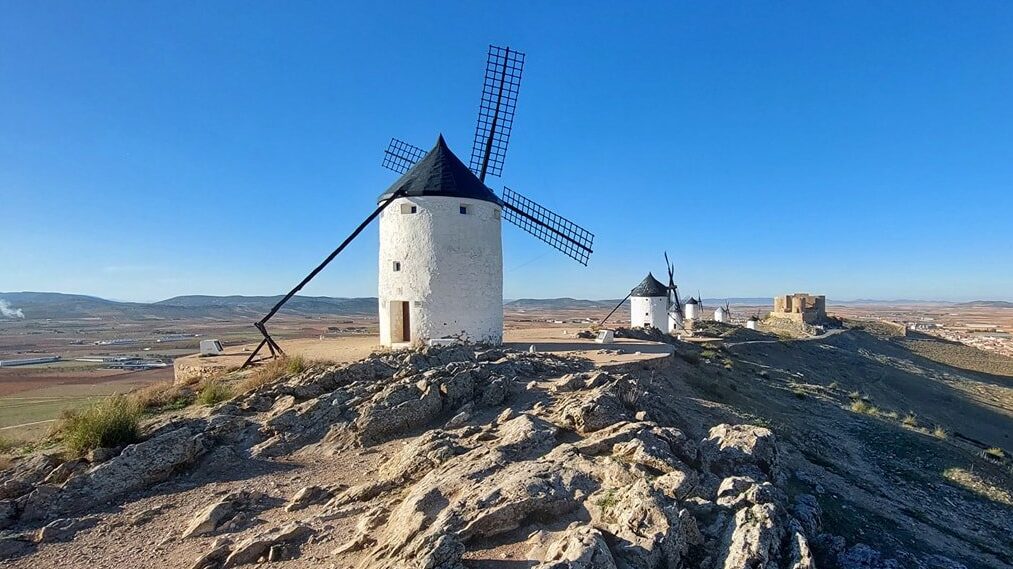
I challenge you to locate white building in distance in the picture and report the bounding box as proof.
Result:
[684,297,701,320]
[630,273,669,330]
[377,136,503,347]
[714,305,729,323]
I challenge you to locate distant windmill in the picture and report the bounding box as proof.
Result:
[242,45,595,366]
[664,251,685,331]
[714,301,731,323]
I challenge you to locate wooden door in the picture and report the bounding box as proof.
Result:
[401,301,411,342]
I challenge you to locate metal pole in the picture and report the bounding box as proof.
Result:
[599,292,632,327]
[241,188,406,368]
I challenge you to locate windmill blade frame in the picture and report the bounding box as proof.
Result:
[381,138,428,175]
[500,187,594,266]
[470,45,525,181]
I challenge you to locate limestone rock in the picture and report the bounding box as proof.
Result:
[285,485,333,512]
[22,426,206,521]
[34,515,99,543]
[222,522,313,567]
[536,524,617,569]
[700,424,780,482]
[182,490,262,538]
[717,502,784,569]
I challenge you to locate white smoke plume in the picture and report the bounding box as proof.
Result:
[0,299,25,319]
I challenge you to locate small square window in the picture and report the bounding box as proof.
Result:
[459,205,468,214]
[392,261,401,272]
[400,203,417,214]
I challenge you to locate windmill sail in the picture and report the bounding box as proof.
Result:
[500,187,594,266]
[470,45,525,181]
[381,138,428,175]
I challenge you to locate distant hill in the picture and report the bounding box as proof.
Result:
[0,292,377,320]
[504,298,620,310]
[956,300,1013,308]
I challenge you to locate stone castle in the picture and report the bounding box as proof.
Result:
[770,292,827,324]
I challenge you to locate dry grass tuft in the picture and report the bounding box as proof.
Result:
[849,399,879,416]
[196,379,234,406]
[984,447,1006,460]
[129,381,194,412]
[932,425,949,439]
[237,355,314,394]
[943,467,1013,506]
[902,413,918,427]
[55,396,141,455]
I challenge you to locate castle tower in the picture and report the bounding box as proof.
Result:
[684,297,701,320]
[630,273,669,330]
[377,136,503,347]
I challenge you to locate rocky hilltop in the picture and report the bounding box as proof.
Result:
[0,333,1010,569]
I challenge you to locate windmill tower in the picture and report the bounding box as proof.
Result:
[746,315,760,330]
[629,273,668,330]
[714,301,731,323]
[240,45,594,364]
[663,252,685,333]
[378,45,595,346]
[377,136,504,345]
[684,296,701,320]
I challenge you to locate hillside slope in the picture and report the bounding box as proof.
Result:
[0,332,1009,569]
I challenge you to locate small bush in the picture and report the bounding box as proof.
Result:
[984,447,1005,459]
[57,396,141,455]
[130,381,194,412]
[0,436,21,455]
[902,413,918,427]
[932,425,949,439]
[238,355,316,393]
[197,380,234,406]
[701,349,717,359]
[849,399,879,416]
[678,352,700,365]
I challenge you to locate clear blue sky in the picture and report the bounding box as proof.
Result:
[3,2,1012,302]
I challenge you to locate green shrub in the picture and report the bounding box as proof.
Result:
[285,355,308,375]
[197,380,234,406]
[57,396,141,455]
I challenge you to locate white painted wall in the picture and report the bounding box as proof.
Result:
[714,307,729,323]
[685,303,700,320]
[668,310,683,333]
[631,296,668,330]
[745,319,758,330]
[378,196,503,346]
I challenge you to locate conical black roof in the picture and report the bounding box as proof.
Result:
[378,135,501,204]
[685,297,699,305]
[631,273,668,297]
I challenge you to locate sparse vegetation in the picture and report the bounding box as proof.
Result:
[55,396,141,455]
[196,379,234,406]
[943,467,1013,506]
[932,425,949,439]
[849,399,880,416]
[984,447,1006,460]
[828,381,839,389]
[596,489,618,511]
[238,355,314,394]
[902,413,918,427]
[700,349,717,360]
[130,381,195,412]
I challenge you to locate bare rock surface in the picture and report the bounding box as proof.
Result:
[0,342,1008,569]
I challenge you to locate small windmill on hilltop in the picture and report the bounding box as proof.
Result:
[664,252,686,331]
[242,45,595,366]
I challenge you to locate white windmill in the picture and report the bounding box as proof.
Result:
[240,45,596,364]
[629,273,668,330]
